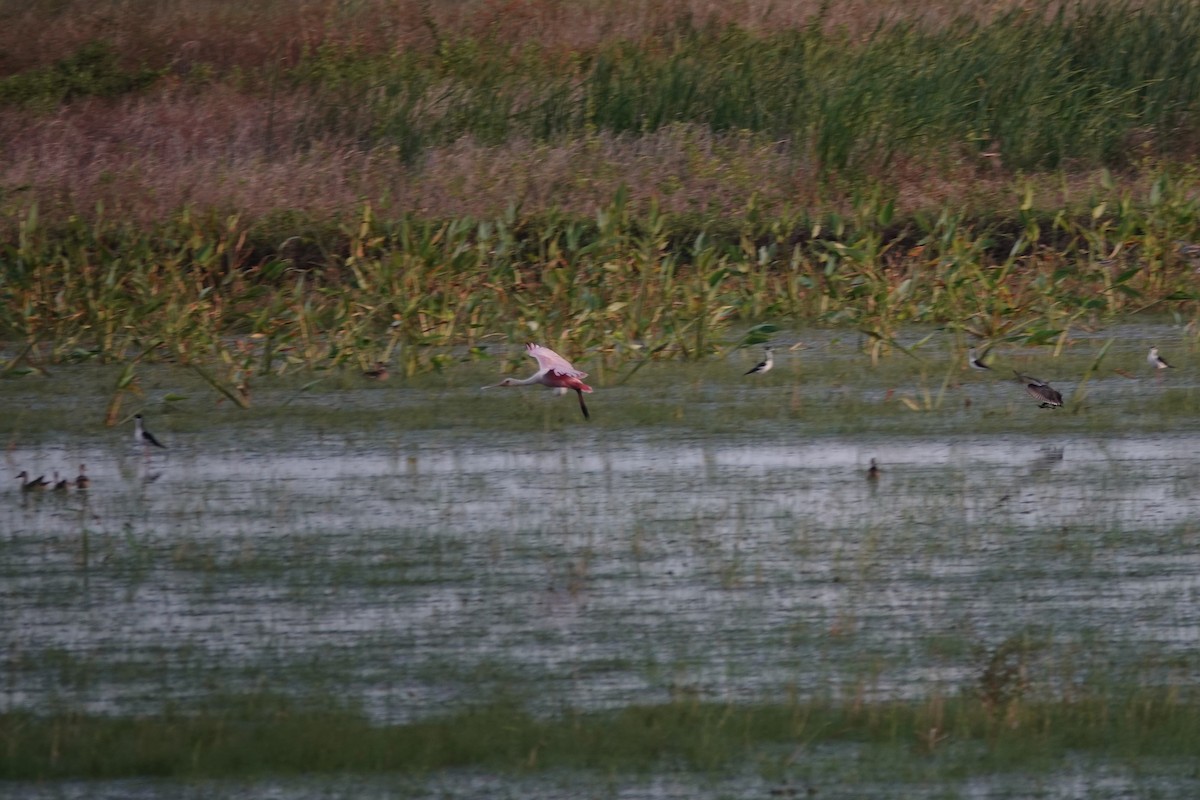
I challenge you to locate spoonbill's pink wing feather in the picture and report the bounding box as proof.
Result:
[526,343,587,378]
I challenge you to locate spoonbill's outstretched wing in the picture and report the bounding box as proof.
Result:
[526,344,588,378]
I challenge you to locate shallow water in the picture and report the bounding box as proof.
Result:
[5,426,1200,723]
[4,329,1200,797]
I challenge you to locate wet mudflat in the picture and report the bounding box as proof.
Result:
[3,331,1200,797]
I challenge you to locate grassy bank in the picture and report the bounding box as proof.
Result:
[4,689,1199,780]
[3,1,1200,390]
[3,1,1200,227]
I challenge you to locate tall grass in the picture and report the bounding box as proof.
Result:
[3,1,1200,391]
[2,167,1199,392]
[287,2,1200,172]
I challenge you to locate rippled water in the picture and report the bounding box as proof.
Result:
[6,426,1200,725]
[5,334,1200,796]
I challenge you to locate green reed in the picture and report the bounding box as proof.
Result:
[279,1,1200,172]
[2,167,1200,402]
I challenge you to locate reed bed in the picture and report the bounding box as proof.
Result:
[3,0,1200,402]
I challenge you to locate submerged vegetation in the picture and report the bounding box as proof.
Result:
[5,688,1200,780]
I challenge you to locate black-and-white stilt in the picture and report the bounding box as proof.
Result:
[134,414,167,449]
[1148,346,1173,384]
[968,347,992,371]
[745,346,774,375]
[15,471,48,492]
[1013,370,1063,409]
[1148,346,1173,371]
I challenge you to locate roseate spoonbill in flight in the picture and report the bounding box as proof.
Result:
[745,346,773,375]
[134,414,167,449]
[1013,370,1063,409]
[485,343,593,419]
[968,347,992,371]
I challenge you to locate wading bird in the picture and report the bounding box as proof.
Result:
[1013,370,1063,409]
[75,464,90,490]
[134,414,167,449]
[484,343,593,420]
[968,347,993,371]
[745,346,774,375]
[1148,346,1173,371]
[15,471,48,492]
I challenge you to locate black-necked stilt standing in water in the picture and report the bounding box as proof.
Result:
[1148,346,1173,384]
[15,471,48,492]
[134,414,167,449]
[75,464,90,490]
[968,347,993,371]
[1148,346,1173,371]
[484,343,593,420]
[745,346,774,375]
[1013,370,1064,409]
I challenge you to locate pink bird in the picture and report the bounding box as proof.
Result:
[484,343,594,419]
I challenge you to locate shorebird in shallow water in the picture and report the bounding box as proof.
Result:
[968,347,993,371]
[1148,346,1173,371]
[744,346,774,375]
[1013,371,1063,409]
[484,343,593,420]
[134,414,167,449]
[15,471,48,492]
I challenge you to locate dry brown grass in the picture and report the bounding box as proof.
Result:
[0,79,1139,236]
[0,0,1169,236]
[0,0,1082,76]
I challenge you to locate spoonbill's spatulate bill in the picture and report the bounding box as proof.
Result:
[745,346,774,375]
[485,343,593,419]
[1013,370,1064,409]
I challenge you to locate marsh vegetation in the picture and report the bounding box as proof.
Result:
[4,0,1200,796]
